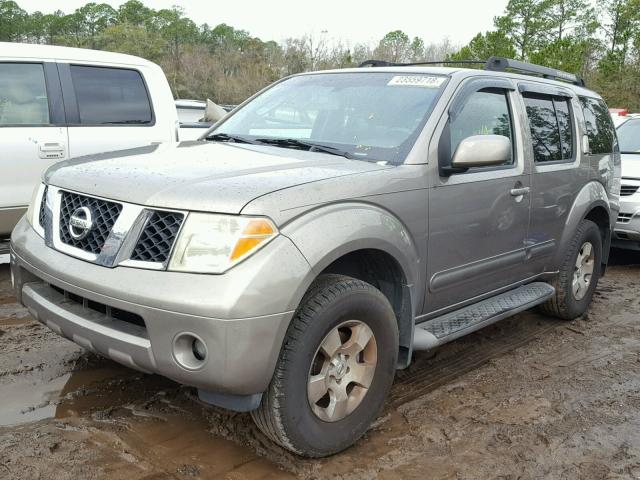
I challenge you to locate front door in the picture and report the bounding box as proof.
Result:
[0,62,68,237]
[424,79,531,316]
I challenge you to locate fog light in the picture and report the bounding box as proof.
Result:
[192,338,207,361]
[172,333,208,370]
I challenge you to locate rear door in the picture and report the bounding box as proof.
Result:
[58,63,164,157]
[519,84,586,275]
[425,78,532,315]
[0,61,68,237]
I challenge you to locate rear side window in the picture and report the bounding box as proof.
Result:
[450,88,514,165]
[579,96,615,154]
[0,63,50,126]
[523,93,574,163]
[70,66,152,125]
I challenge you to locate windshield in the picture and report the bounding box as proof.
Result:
[617,118,640,154]
[210,72,447,163]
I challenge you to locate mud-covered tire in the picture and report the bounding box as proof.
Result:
[540,219,602,320]
[251,274,398,457]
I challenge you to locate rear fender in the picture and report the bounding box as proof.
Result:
[553,181,613,268]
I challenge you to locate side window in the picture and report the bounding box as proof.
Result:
[70,66,153,125]
[579,96,615,154]
[0,63,50,126]
[522,93,573,163]
[450,88,514,165]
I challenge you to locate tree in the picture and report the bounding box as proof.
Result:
[374,30,411,62]
[494,0,553,59]
[116,0,153,26]
[74,3,116,48]
[2,0,640,109]
[0,0,27,41]
[598,0,640,71]
[99,23,166,62]
[450,31,516,62]
[547,0,594,41]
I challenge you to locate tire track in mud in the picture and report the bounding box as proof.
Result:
[389,313,563,407]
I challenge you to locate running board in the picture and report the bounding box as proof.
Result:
[413,282,555,351]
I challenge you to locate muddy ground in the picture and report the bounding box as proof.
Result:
[1,250,639,480]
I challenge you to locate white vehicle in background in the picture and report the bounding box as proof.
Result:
[613,115,640,250]
[176,99,234,141]
[609,108,639,127]
[0,42,180,254]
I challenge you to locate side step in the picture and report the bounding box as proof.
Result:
[413,282,555,351]
[0,240,9,256]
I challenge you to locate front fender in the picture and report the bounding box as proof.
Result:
[281,202,422,317]
[553,180,614,268]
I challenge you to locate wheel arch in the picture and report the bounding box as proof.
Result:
[554,181,614,271]
[282,203,423,368]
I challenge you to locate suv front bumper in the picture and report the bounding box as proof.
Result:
[10,217,313,397]
[613,183,640,250]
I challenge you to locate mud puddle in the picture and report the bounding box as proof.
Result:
[0,265,292,479]
[0,354,293,479]
[3,252,640,479]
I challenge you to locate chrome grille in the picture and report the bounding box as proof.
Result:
[618,213,634,224]
[59,191,123,254]
[38,186,48,228]
[130,211,184,263]
[621,185,639,197]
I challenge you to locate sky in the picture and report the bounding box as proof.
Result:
[15,0,508,47]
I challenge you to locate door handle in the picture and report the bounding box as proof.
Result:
[510,187,530,197]
[38,142,65,160]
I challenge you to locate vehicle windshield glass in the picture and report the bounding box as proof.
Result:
[617,118,640,154]
[210,72,447,163]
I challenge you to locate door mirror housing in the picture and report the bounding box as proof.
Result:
[450,135,512,172]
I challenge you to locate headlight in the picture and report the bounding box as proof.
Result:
[26,183,46,232]
[168,213,278,273]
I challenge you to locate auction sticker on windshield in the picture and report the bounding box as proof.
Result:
[387,75,446,88]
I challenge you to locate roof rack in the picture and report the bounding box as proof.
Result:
[358,59,485,68]
[485,56,585,87]
[358,56,586,87]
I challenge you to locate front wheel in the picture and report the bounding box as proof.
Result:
[251,274,398,457]
[540,219,603,320]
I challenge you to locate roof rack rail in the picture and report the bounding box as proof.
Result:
[358,59,485,68]
[358,56,586,87]
[485,56,585,87]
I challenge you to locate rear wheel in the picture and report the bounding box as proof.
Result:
[251,274,398,457]
[540,219,602,320]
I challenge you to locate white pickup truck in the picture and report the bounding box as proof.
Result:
[0,43,216,254]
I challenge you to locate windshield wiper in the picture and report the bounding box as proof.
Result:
[208,133,259,144]
[255,138,353,159]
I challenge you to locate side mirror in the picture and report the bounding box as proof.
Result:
[449,135,512,173]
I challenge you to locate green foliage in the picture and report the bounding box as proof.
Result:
[494,0,552,60]
[2,0,640,109]
[449,31,517,62]
[374,30,411,62]
[452,0,640,109]
[0,1,27,41]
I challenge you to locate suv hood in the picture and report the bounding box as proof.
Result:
[45,142,390,214]
[621,153,640,179]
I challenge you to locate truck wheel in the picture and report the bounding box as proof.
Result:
[251,274,398,457]
[540,219,602,320]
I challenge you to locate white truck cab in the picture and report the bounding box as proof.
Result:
[0,42,179,247]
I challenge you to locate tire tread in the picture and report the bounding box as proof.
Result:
[251,274,387,456]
